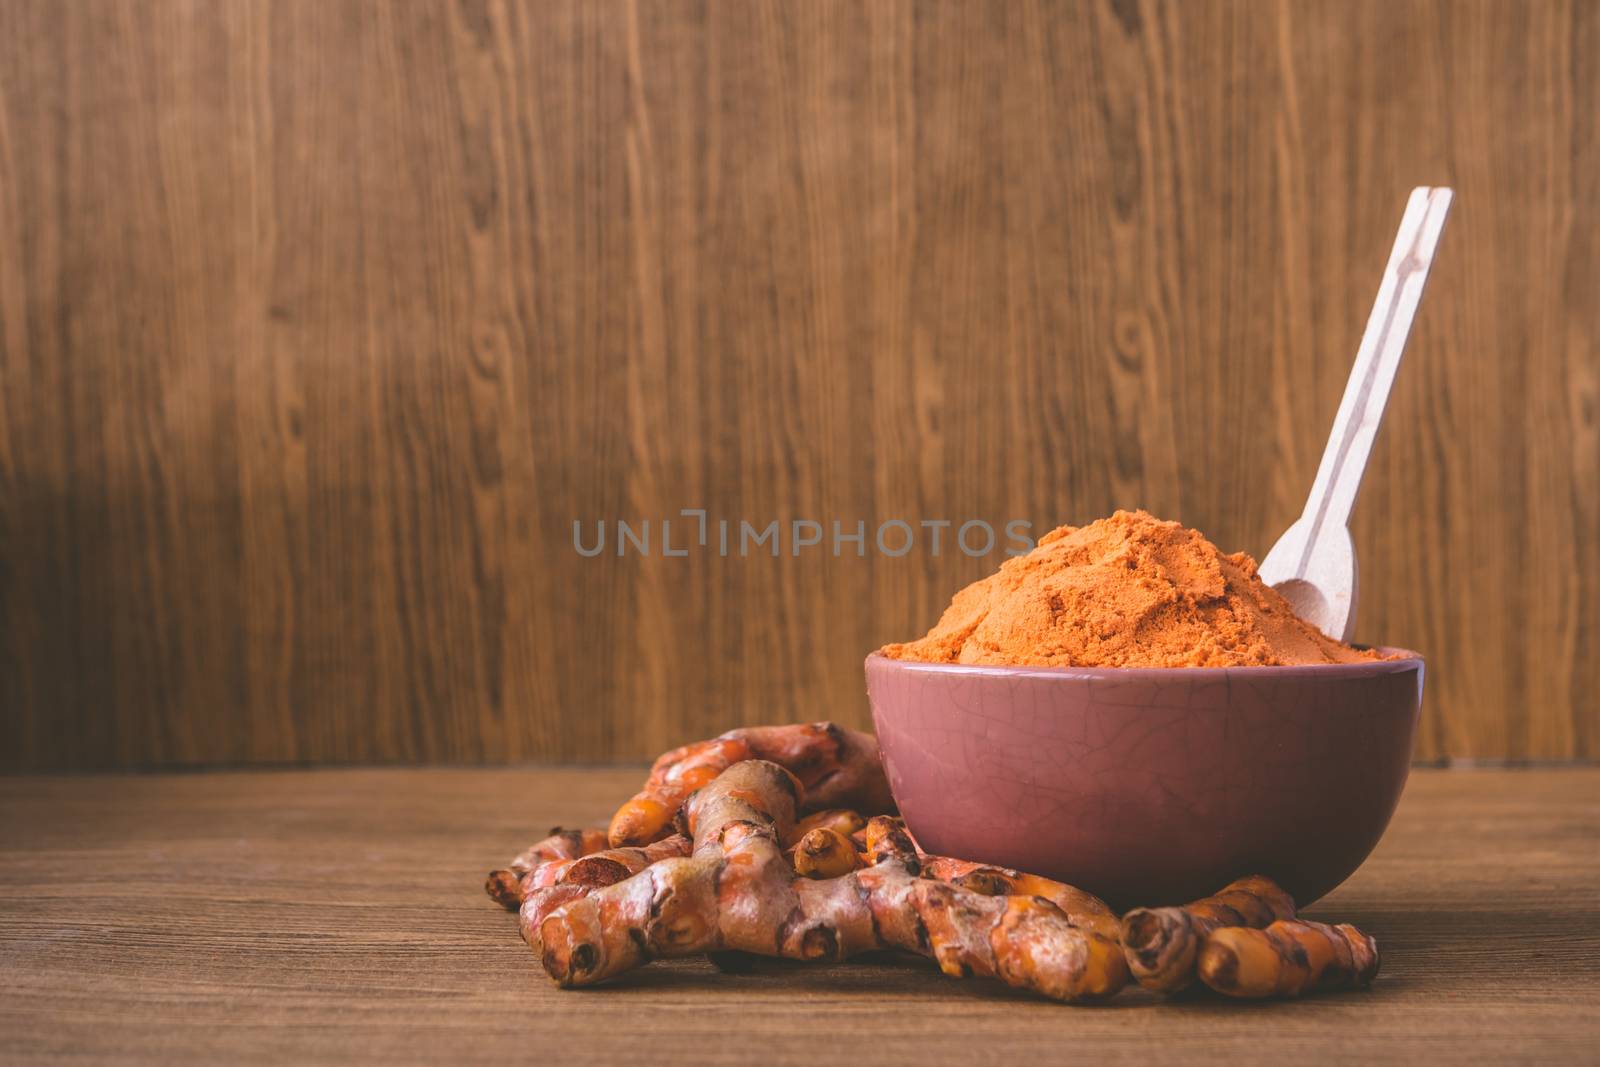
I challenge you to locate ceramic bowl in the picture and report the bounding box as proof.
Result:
[865,649,1424,908]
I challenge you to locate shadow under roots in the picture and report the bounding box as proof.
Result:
[570,952,1155,1006]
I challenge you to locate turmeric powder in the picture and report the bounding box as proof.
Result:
[882,510,1382,668]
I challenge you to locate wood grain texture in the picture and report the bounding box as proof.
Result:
[0,1,1595,768]
[1,767,1597,1064]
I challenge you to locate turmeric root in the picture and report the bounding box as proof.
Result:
[793,827,862,879]
[564,835,694,887]
[785,808,867,848]
[540,760,1128,1001]
[866,819,1121,942]
[738,725,894,812]
[1120,875,1297,993]
[1197,919,1379,998]
[526,858,580,890]
[485,870,526,908]
[862,814,921,867]
[485,827,611,909]
[607,723,893,847]
[946,867,1120,943]
[518,834,692,953]
[607,737,751,848]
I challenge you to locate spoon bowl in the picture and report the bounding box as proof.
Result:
[1260,520,1357,641]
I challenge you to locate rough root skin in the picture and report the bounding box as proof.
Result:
[608,738,753,847]
[1197,919,1379,998]
[1121,875,1298,993]
[517,835,692,953]
[485,827,610,910]
[872,820,1120,942]
[948,866,1119,943]
[607,723,893,848]
[793,827,862,879]
[540,760,1128,1002]
[862,815,921,870]
[486,729,1382,1006]
[735,723,896,814]
[784,808,867,848]
[990,895,1130,1001]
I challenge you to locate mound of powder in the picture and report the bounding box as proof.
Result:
[881,510,1381,668]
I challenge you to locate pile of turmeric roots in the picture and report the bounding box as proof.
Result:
[485,722,1379,1003]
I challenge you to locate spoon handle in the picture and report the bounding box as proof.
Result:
[1292,187,1453,557]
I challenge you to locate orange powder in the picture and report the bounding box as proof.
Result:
[881,510,1380,669]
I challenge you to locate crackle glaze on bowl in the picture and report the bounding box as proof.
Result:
[865,649,1424,909]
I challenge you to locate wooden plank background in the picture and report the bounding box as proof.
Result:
[0,0,1594,770]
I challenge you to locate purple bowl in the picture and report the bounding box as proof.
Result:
[865,649,1423,909]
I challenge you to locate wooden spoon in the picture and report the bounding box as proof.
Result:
[1259,187,1454,642]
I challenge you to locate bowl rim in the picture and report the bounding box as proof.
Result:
[865,646,1424,682]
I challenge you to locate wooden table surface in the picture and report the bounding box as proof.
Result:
[2,767,1597,1064]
